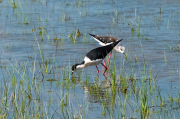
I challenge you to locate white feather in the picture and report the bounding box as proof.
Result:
[93,37,113,46]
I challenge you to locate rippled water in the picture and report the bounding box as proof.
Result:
[0,0,180,118]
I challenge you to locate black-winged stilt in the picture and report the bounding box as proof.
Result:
[72,39,123,77]
[88,33,125,66]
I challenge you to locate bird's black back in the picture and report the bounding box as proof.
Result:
[86,39,122,60]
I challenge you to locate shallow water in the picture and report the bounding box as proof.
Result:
[0,0,180,118]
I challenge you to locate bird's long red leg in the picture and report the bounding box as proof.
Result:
[101,63,107,76]
[108,50,112,64]
[103,59,106,66]
[103,50,112,68]
[96,65,99,77]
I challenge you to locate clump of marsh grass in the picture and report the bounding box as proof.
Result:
[114,8,119,24]
[38,27,44,41]
[131,26,134,36]
[165,42,180,51]
[83,32,86,42]
[68,29,80,42]
[164,50,167,64]
[24,16,28,24]
[12,2,17,9]
[112,55,117,94]
[139,83,149,119]
[50,28,62,42]
[129,19,144,37]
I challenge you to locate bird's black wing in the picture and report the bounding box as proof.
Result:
[86,47,109,60]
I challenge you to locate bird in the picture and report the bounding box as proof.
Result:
[88,33,125,66]
[72,39,123,77]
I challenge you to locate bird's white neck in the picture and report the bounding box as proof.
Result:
[76,64,86,69]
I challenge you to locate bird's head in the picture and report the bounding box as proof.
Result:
[71,63,78,75]
[114,45,125,54]
[71,61,85,75]
[119,46,125,54]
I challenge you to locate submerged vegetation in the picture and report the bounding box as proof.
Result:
[0,0,180,118]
